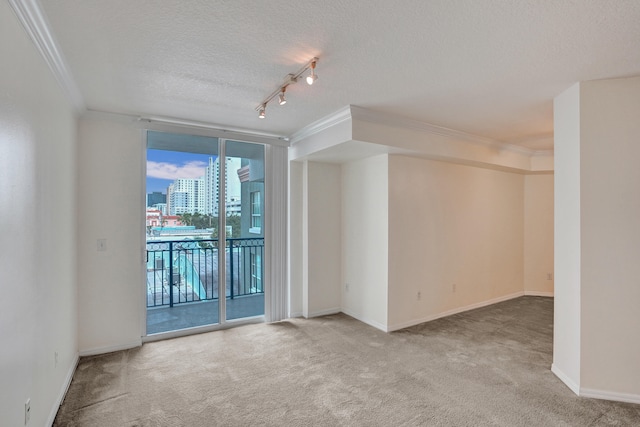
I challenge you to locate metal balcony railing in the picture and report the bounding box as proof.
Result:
[146,238,264,308]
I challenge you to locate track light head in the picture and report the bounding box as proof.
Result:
[278,87,287,105]
[258,104,266,119]
[306,60,317,85]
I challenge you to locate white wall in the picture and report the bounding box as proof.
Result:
[387,155,525,330]
[301,161,342,317]
[552,83,582,393]
[524,174,554,295]
[77,113,145,354]
[0,3,78,426]
[341,155,389,330]
[579,77,640,398]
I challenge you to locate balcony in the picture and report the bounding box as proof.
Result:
[146,237,264,334]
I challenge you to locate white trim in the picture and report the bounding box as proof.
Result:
[46,353,79,427]
[8,0,85,111]
[340,308,389,332]
[289,311,303,318]
[387,291,526,332]
[524,290,554,297]
[579,388,640,405]
[78,339,142,357]
[349,105,536,156]
[289,105,352,145]
[551,363,581,395]
[306,307,342,318]
[143,316,265,343]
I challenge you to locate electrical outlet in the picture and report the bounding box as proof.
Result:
[417,291,421,300]
[97,239,107,252]
[452,283,457,293]
[345,283,350,292]
[25,398,30,425]
[547,273,553,281]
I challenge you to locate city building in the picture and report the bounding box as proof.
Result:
[146,191,166,207]
[166,178,204,215]
[204,156,241,216]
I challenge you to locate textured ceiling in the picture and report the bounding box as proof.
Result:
[39,0,640,149]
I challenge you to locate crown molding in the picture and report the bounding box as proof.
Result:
[289,105,352,145]
[349,105,536,156]
[290,105,544,156]
[8,0,85,111]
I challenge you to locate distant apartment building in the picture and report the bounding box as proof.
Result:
[152,203,167,215]
[167,178,205,215]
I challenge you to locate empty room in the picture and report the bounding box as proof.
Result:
[2,1,640,426]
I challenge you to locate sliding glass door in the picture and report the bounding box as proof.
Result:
[144,131,265,335]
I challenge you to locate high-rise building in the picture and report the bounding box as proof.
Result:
[204,157,241,216]
[167,178,205,215]
[146,191,166,207]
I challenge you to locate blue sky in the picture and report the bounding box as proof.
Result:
[146,149,216,193]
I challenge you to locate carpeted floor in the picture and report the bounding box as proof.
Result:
[54,297,640,426]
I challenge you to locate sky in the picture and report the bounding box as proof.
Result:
[146,149,216,193]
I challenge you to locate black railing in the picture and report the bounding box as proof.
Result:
[146,238,264,308]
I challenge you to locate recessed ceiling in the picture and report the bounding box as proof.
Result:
[39,0,640,150]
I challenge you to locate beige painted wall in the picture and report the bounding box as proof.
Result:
[524,174,554,295]
[302,161,342,317]
[76,114,145,354]
[580,76,640,397]
[387,155,525,330]
[341,155,389,330]
[0,4,78,425]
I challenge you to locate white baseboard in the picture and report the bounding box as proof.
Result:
[340,308,388,332]
[551,363,580,395]
[524,290,554,297]
[78,339,142,357]
[306,307,341,318]
[47,352,79,427]
[288,311,303,318]
[387,291,526,332]
[580,387,640,405]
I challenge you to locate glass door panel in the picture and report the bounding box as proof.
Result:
[224,140,265,320]
[145,131,220,334]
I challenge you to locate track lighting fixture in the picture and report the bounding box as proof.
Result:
[306,60,317,85]
[255,57,319,118]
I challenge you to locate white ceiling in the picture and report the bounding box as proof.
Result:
[39,0,640,150]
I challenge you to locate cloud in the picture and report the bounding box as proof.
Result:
[147,160,207,180]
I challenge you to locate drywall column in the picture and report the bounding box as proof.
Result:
[552,83,582,393]
[341,155,389,330]
[553,77,640,402]
[301,161,342,317]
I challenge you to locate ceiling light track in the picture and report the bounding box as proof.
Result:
[256,57,319,118]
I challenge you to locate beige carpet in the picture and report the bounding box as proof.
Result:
[54,297,640,426]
